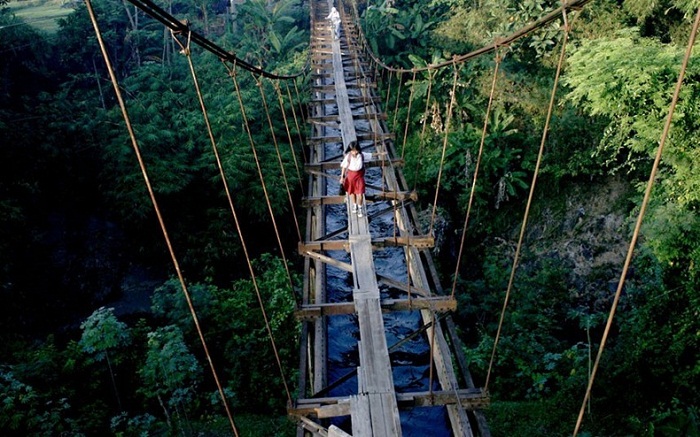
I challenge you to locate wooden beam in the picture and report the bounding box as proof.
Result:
[304,158,402,171]
[377,275,431,297]
[309,112,386,123]
[289,388,489,417]
[298,235,433,252]
[308,132,395,145]
[294,296,457,320]
[301,190,415,207]
[300,250,353,272]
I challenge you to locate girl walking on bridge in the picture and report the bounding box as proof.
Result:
[326,6,341,39]
[340,141,375,218]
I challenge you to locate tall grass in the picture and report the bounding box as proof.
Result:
[7,0,75,33]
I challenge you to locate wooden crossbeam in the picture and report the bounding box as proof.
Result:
[304,159,402,171]
[299,235,434,252]
[301,190,416,207]
[289,388,489,418]
[308,132,395,145]
[310,96,381,104]
[377,275,431,297]
[300,250,353,272]
[309,112,386,123]
[294,295,457,320]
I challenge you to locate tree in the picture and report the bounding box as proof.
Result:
[138,325,202,431]
[79,307,132,411]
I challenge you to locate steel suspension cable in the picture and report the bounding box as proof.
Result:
[429,63,459,235]
[384,70,394,116]
[286,81,308,166]
[392,71,403,130]
[401,70,417,160]
[287,81,309,163]
[485,13,572,393]
[223,62,294,292]
[573,7,700,435]
[255,76,303,245]
[172,33,293,406]
[450,49,504,299]
[412,69,436,193]
[84,3,239,434]
[274,80,305,195]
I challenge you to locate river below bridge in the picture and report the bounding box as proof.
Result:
[322,133,452,436]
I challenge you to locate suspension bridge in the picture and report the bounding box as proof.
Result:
[83,0,700,433]
[288,0,490,435]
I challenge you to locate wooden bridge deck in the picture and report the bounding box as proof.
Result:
[290,1,490,435]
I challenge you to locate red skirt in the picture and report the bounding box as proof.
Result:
[343,169,366,195]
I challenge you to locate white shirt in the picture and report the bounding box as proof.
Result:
[327,8,340,24]
[341,152,372,171]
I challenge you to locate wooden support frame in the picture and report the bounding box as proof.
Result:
[289,388,490,418]
[294,295,457,319]
[298,235,434,252]
[304,157,403,171]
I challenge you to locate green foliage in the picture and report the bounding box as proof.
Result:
[362,0,444,67]
[564,29,700,175]
[233,0,308,68]
[137,325,202,432]
[0,370,73,434]
[152,254,299,411]
[80,307,132,362]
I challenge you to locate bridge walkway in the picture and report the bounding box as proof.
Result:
[289,1,490,435]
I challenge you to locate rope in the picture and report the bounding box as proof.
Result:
[484,13,571,393]
[222,61,295,298]
[84,4,239,434]
[450,48,504,299]
[172,33,294,407]
[401,70,417,160]
[392,71,403,129]
[384,70,394,117]
[573,7,700,435]
[412,69,436,192]
[429,63,459,235]
[284,82,306,169]
[256,76,303,245]
[290,80,309,164]
[274,80,305,195]
[124,0,304,79]
[355,0,593,74]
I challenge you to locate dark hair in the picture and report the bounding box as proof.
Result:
[345,140,361,154]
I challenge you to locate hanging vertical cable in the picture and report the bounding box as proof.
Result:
[485,14,571,393]
[573,7,700,436]
[223,61,295,293]
[172,32,294,406]
[450,48,504,299]
[429,63,460,235]
[255,76,303,245]
[84,5,239,434]
[401,69,417,160]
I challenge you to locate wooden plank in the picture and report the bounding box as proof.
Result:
[310,95,381,104]
[310,112,386,123]
[377,275,431,298]
[291,388,489,413]
[328,425,353,437]
[304,157,402,171]
[300,250,353,273]
[351,395,372,436]
[317,401,351,419]
[301,190,415,207]
[308,132,395,145]
[294,296,457,320]
[299,235,433,252]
